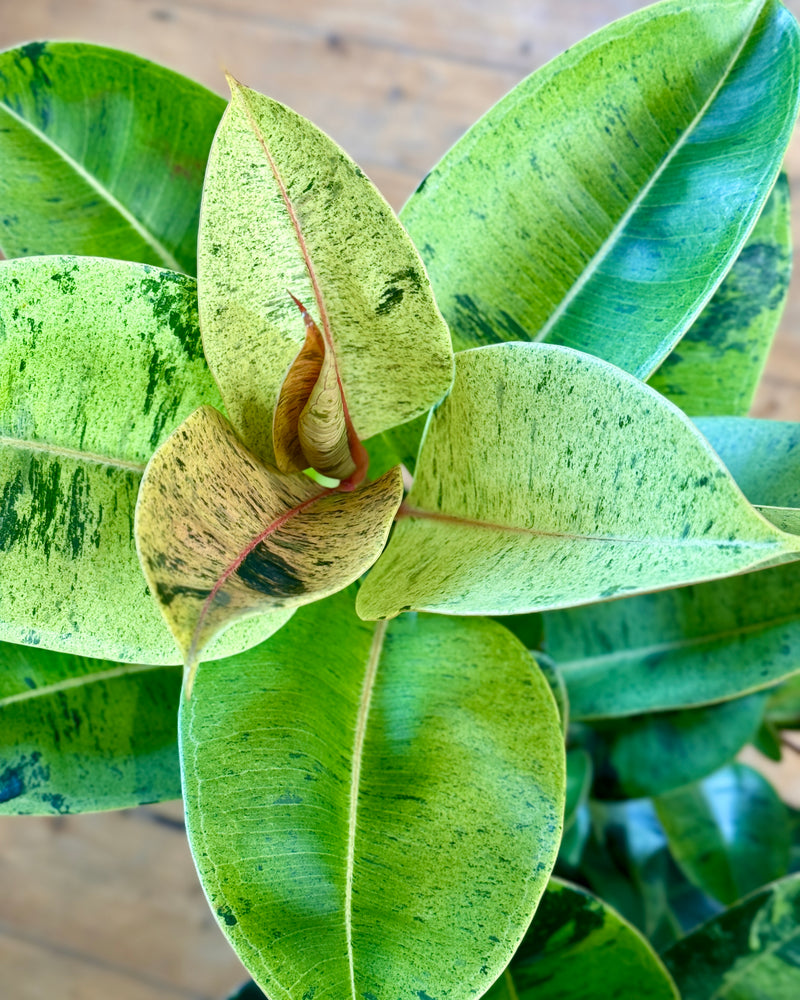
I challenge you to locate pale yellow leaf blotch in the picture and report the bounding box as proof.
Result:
[135,405,403,691]
[273,295,369,487]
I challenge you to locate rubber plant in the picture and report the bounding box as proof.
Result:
[2,1,800,997]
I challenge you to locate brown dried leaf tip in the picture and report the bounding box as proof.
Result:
[273,294,369,489]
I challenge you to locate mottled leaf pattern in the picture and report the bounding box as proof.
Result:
[401,0,800,377]
[664,874,800,999]
[0,256,287,662]
[544,561,800,719]
[484,879,679,1000]
[135,405,403,680]
[590,693,767,799]
[181,590,564,1000]
[0,641,181,814]
[649,174,792,414]
[356,344,800,621]
[0,42,225,272]
[198,77,453,467]
[655,764,790,905]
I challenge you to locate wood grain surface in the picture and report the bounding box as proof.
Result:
[1,1,799,997]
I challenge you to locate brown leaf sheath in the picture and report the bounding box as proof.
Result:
[273,295,369,487]
[135,405,404,691]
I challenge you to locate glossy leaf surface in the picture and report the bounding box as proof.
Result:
[0,42,225,272]
[696,417,800,507]
[484,878,678,1000]
[136,406,402,678]
[590,693,767,799]
[357,344,798,621]
[0,256,287,662]
[649,174,792,414]
[0,642,180,814]
[401,0,800,377]
[545,561,800,720]
[198,77,453,468]
[655,764,790,905]
[181,590,564,1000]
[664,874,800,999]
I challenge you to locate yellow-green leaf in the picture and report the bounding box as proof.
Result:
[197,77,453,468]
[357,344,800,621]
[181,590,564,1000]
[0,256,287,662]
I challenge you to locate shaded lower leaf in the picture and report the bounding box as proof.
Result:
[357,345,798,622]
[181,589,564,1000]
[226,985,265,1000]
[648,173,792,415]
[0,642,181,814]
[655,764,790,905]
[484,878,679,1000]
[565,749,592,831]
[696,416,800,506]
[135,405,403,679]
[545,561,800,720]
[663,874,800,999]
[583,798,720,948]
[588,692,768,799]
[766,674,800,728]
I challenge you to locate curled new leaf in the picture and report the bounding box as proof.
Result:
[135,405,403,684]
[273,295,368,486]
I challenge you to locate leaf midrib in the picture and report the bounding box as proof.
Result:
[0,434,147,474]
[228,81,354,424]
[0,661,169,709]
[400,503,788,551]
[532,0,767,372]
[0,100,182,272]
[345,618,387,1000]
[560,609,800,678]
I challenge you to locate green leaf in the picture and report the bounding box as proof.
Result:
[583,799,720,946]
[655,763,790,905]
[663,874,800,999]
[536,653,569,735]
[180,589,565,1000]
[697,416,800,505]
[565,748,592,830]
[400,0,800,377]
[697,417,800,533]
[356,344,799,621]
[766,673,800,728]
[648,173,792,415]
[197,77,453,469]
[589,692,768,799]
[0,42,225,273]
[0,255,290,662]
[544,561,800,720]
[0,642,181,814]
[484,878,679,1000]
[135,405,403,683]
[226,985,265,1000]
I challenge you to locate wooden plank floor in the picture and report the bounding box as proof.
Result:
[1,1,799,996]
